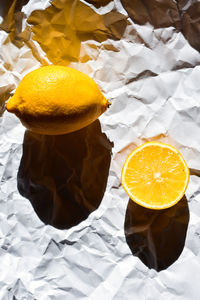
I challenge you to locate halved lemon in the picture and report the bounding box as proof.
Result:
[121,142,190,209]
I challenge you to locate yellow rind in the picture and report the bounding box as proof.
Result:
[6,66,108,135]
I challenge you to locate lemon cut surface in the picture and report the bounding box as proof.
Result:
[121,142,190,209]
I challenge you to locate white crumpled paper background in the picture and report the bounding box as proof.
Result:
[1,0,200,299]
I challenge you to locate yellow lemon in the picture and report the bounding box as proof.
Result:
[6,65,108,135]
[121,142,190,209]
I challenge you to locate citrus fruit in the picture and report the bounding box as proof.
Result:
[6,65,108,135]
[121,142,190,209]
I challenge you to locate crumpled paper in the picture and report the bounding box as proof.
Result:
[1,0,200,299]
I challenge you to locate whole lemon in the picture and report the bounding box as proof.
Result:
[6,66,108,135]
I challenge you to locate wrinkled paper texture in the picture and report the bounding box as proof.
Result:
[1,0,200,299]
